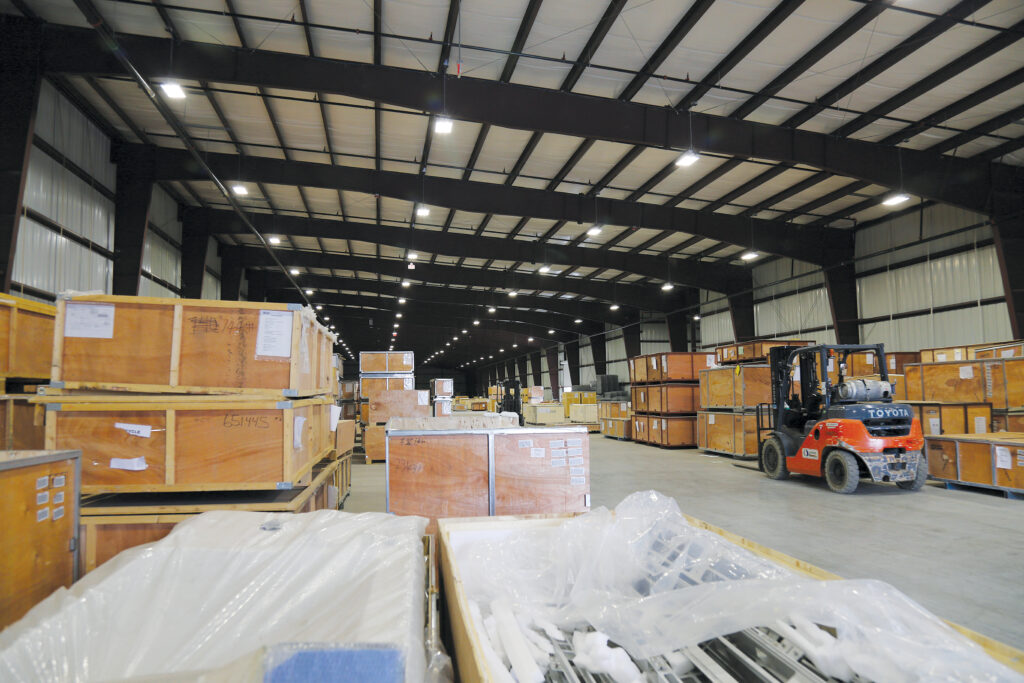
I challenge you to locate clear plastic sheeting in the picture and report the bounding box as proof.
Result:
[0,510,431,683]
[452,491,1019,682]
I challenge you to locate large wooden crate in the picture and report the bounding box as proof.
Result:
[600,417,631,439]
[905,358,1024,409]
[359,373,414,399]
[386,426,590,532]
[649,415,697,447]
[649,384,699,414]
[973,341,1024,360]
[364,424,386,462]
[993,411,1024,432]
[699,365,771,410]
[432,378,454,398]
[40,395,333,493]
[335,418,355,455]
[77,456,344,575]
[0,394,46,450]
[51,295,334,397]
[339,380,358,401]
[715,339,811,364]
[562,390,596,418]
[0,293,55,381]
[598,400,630,419]
[649,351,716,382]
[524,403,563,425]
[359,350,414,373]
[632,414,650,443]
[697,411,759,458]
[925,433,1024,493]
[920,341,1022,363]
[843,351,919,376]
[905,402,991,437]
[0,449,80,629]
[569,403,598,423]
[368,389,431,423]
[631,385,650,412]
[630,356,648,384]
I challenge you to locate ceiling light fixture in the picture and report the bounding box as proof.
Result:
[539,265,550,273]
[434,117,453,134]
[268,236,280,245]
[289,268,299,275]
[740,252,759,261]
[393,323,399,328]
[402,280,411,287]
[160,82,186,99]
[675,150,700,167]
[508,291,517,297]
[574,318,582,324]
[661,283,674,291]
[488,307,496,313]
[512,343,518,348]
[408,263,415,270]
[416,206,429,217]
[883,193,910,206]
[499,348,504,352]
[528,337,534,342]
[324,317,330,321]
[610,304,620,311]
[473,320,480,325]
[693,314,701,321]
[305,289,313,295]
[399,298,406,304]
[396,313,402,318]
[586,225,602,236]
[446,342,450,346]
[462,329,468,334]
[453,336,458,340]
[408,253,418,260]
[548,329,555,334]
[315,305,323,311]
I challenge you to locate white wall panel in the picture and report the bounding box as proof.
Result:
[12,216,111,295]
[855,204,990,274]
[604,331,629,385]
[698,311,734,348]
[752,258,824,297]
[860,303,1011,351]
[35,80,116,190]
[202,272,221,300]
[139,276,178,299]
[755,288,832,338]
[23,146,114,249]
[141,231,181,289]
[640,321,670,355]
[205,238,222,276]
[578,337,596,387]
[149,186,182,242]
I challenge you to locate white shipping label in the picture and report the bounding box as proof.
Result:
[929,418,940,434]
[662,355,668,368]
[551,449,567,458]
[110,456,148,471]
[255,310,293,357]
[995,446,1011,469]
[52,491,64,505]
[706,354,715,367]
[567,438,582,448]
[64,302,115,339]
[37,508,49,522]
[568,447,583,457]
[1002,349,1016,358]
[530,448,546,458]
[828,358,834,372]
[551,440,565,449]
[52,506,64,521]
[35,476,48,490]
[739,347,745,356]
[52,475,65,488]
[936,353,947,361]
[954,349,963,360]
[651,356,658,369]
[568,456,584,466]
[620,402,627,411]
[330,405,342,432]
[36,491,49,505]
[662,419,667,430]
[551,458,567,467]
[570,467,585,476]
[570,476,586,486]
[865,353,873,366]
[975,416,987,434]
[115,422,152,438]
[640,391,645,401]
[293,416,307,449]
[404,377,413,389]
[959,365,974,380]
[418,392,428,406]
[708,414,715,425]
[889,357,896,370]
[403,352,413,367]
[518,439,533,448]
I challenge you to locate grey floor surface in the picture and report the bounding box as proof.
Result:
[344,435,1024,649]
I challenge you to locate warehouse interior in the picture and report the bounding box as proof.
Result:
[1,0,1023,680]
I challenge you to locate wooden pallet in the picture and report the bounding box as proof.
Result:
[937,479,1023,500]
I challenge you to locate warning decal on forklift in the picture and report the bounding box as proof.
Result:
[802,448,819,460]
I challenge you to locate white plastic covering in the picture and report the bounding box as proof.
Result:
[0,510,430,683]
[451,492,1018,682]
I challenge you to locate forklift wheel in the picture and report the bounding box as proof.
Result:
[896,454,928,491]
[761,437,789,480]
[825,450,860,494]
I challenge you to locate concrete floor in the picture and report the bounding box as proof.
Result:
[344,436,1024,649]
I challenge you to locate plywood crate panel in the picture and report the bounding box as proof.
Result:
[368,389,431,423]
[335,419,355,455]
[0,394,45,450]
[846,351,919,376]
[697,411,758,457]
[716,339,811,364]
[600,417,631,439]
[364,424,385,461]
[920,341,1022,363]
[632,386,650,412]
[598,401,630,419]
[569,403,598,423]
[493,431,589,516]
[907,359,1024,410]
[650,384,699,414]
[524,403,563,425]
[993,411,1024,432]
[53,296,334,397]
[78,457,342,574]
[906,402,991,437]
[632,414,650,443]
[0,450,80,629]
[649,416,697,447]
[42,395,332,493]
[653,352,716,382]
[925,433,1024,492]
[433,399,453,417]
[432,378,454,398]
[359,350,414,373]
[973,342,1024,360]
[699,365,771,410]
[339,380,358,401]
[0,293,55,380]
[631,356,648,384]
[359,373,414,399]
[562,391,596,418]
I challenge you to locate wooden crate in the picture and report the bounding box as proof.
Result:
[920,341,1022,363]
[906,358,1024,410]
[53,295,334,397]
[386,426,590,532]
[598,400,630,419]
[569,403,598,423]
[359,373,414,399]
[993,411,1024,432]
[925,433,1024,492]
[631,385,650,412]
[651,352,716,382]
[973,341,1024,360]
[632,414,650,443]
[364,424,385,462]
[631,355,648,384]
[0,394,46,450]
[77,457,343,574]
[0,449,80,629]
[649,415,697,447]
[562,390,596,418]
[432,378,454,398]
[368,389,431,423]
[715,339,811,364]
[699,365,771,410]
[339,380,358,401]
[844,351,919,376]
[906,402,992,437]
[697,411,759,458]
[0,293,55,380]
[359,350,415,373]
[433,399,453,417]
[40,395,333,493]
[600,417,631,439]
[523,403,562,425]
[649,384,699,414]
[335,418,355,455]
[340,402,358,420]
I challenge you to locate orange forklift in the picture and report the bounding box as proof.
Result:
[756,344,927,494]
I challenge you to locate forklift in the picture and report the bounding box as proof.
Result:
[756,344,927,494]
[495,379,524,426]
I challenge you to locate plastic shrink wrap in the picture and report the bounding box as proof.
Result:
[0,510,431,682]
[451,491,1020,682]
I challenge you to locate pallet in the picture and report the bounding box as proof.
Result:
[936,479,1023,500]
[602,433,632,441]
[715,339,811,365]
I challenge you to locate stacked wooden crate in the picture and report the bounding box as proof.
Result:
[358,350,416,462]
[38,294,342,574]
[598,400,631,440]
[431,378,454,417]
[924,432,1024,499]
[629,352,711,448]
[0,294,57,450]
